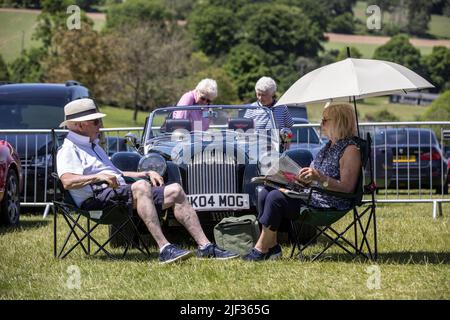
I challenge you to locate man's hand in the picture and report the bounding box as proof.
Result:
[144,171,164,186]
[95,173,120,189]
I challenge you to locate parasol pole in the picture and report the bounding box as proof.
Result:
[347,47,361,137]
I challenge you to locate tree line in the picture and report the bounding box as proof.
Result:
[0,0,449,122]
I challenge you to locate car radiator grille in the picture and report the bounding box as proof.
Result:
[187,151,238,194]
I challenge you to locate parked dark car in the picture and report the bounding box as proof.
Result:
[287,105,308,119]
[0,81,89,204]
[0,140,22,226]
[112,105,313,232]
[289,117,323,157]
[375,128,448,194]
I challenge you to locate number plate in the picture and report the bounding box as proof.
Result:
[187,193,250,211]
[393,155,416,163]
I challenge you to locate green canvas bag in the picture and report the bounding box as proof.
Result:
[213,215,261,255]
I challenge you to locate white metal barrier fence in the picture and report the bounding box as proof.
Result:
[0,128,143,217]
[292,121,450,218]
[1,123,449,218]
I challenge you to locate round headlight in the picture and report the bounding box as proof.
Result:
[138,153,167,176]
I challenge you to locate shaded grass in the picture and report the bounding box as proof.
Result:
[0,203,449,299]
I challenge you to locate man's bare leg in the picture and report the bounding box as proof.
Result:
[131,180,169,249]
[163,183,209,247]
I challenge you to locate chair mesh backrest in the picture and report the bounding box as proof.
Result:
[353,133,373,206]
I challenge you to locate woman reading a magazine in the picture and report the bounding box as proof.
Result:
[243,103,361,261]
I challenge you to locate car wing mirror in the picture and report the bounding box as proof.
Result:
[280,128,293,152]
[125,132,140,149]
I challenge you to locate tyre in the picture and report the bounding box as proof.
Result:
[0,169,20,227]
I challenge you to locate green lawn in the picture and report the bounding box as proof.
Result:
[0,11,41,63]
[0,10,105,63]
[100,105,149,128]
[0,203,449,299]
[323,41,433,59]
[305,97,429,123]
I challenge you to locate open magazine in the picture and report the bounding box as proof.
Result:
[251,154,309,199]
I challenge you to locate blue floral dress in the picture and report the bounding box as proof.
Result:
[308,137,360,210]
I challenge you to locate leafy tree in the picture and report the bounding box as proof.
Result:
[423,46,450,92]
[188,5,239,56]
[43,23,112,99]
[224,43,271,101]
[163,0,196,19]
[241,4,323,60]
[105,24,192,121]
[329,12,355,34]
[34,0,94,51]
[279,0,330,31]
[8,48,45,82]
[365,109,399,122]
[406,0,432,36]
[337,46,362,60]
[373,34,425,75]
[0,54,9,81]
[423,90,450,121]
[106,0,171,30]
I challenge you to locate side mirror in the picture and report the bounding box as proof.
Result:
[279,128,293,152]
[125,132,139,149]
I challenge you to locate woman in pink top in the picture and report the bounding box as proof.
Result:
[172,78,218,131]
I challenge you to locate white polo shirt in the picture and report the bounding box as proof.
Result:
[57,131,126,207]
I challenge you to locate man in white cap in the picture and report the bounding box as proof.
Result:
[57,98,238,263]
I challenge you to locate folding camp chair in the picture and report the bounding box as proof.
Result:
[51,129,151,260]
[289,132,377,261]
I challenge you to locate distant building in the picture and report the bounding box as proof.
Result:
[389,92,440,106]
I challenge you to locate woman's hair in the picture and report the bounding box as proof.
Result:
[195,78,218,100]
[324,103,357,139]
[255,76,277,96]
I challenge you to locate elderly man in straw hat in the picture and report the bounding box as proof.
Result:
[57,98,238,264]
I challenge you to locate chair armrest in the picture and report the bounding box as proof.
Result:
[309,186,357,200]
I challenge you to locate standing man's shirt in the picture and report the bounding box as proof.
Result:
[172,90,209,130]
[244,101,294,129]
[57,131,125,207]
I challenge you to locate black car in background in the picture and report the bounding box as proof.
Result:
[0,81,90,204]
[375,128,448,194]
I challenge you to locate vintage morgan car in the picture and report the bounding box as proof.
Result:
[111,105,313,236]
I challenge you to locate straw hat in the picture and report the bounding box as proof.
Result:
[59,98,106,127]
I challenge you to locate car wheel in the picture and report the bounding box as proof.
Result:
[0,169,20,226]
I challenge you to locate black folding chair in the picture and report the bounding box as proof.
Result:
[289,133,377,261]
[51,129,151,260]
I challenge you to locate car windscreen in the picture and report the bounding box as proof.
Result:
[0,96,66,129]
[375,129,438,145]
[148,106,274,138]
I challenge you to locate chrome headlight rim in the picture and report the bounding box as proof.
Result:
[138,153,167,176]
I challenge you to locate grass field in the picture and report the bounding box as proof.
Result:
[322,41,433,59]
[0,203,449,299]
[305,97,429,123]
